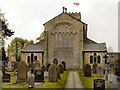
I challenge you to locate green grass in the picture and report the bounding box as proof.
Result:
[78,71,103,89]
[2,70,70,89]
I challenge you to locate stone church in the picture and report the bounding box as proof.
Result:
[21,7,107,69]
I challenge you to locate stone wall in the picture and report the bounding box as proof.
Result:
[44,13,84,69]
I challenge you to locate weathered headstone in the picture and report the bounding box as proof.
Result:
[34,61,41,71]
[58,64,64,73]
[17,61,27,83]
[14,61,18,70]
[94,79,105,90]
[46,63,51,71]
[28,75,34,88]
[2,74,10,82]
[92,63,98,74]
[55,64,61,79]
[61,61,66,71]
[48,64,59,82]
[84,64,91,77]
[53,58,58,64]
[7,61,12,72]
[96,67,104,78]
[110,64,115,75]
[34,70,44,82]
[41,65,46,72]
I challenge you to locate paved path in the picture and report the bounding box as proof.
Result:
[65,71,84,89]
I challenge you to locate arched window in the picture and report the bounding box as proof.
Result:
[98,56,101,64]
[90,56,93,64]
[94,53,97,63]
[35,56,37,61]
[52,23,75,51]
[27,56,30,64]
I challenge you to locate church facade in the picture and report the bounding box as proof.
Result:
[21,7,107,69]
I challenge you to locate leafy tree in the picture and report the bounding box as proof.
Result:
[0,9,14,61]
[8,37,34,61]
[107,46,114,52]
[36,32,44,42]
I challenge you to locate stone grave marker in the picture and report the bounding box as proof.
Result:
[14,61,18,70]
[110,64,115,75]
[28,75,34,88]
[34,61,41,71]
[46,63,51,71]
[17,61,27,83]
[84,64,91,77]
[41,65,46,72]
[53,58,58,65]
[27,63,34,73]
[96,67,104,78]
[61,61,66,71]
[7,61,12,72]
[48,64,59,82]
[44,71,48,79]
[34,70,44,82]
[2,74,10,82]
[58,64,64,73]
[94,79,105,90]
[92,63,98,74]
[14,69,17,75]
[27,71,31,79]
[55,64,61,79]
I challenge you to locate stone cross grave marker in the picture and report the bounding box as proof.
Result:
[84,64,91,77]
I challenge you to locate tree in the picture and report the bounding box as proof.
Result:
[0,9,14,61]
[8,37,34,61]
[36,32,44,42]
[107,46,114,52]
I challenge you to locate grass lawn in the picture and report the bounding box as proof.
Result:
[2,70,70,89]
[78,71,103,89]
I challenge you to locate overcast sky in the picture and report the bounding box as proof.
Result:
[0,0,119,52]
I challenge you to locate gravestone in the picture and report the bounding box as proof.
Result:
[94,79,105,90]
[44,71,48,79]
[27,71,31,78]
[17,61,27,83]
[84,64,91,77]
[58,64,64,73]
[55,64,61,79]
[34,61,41,71]
[53,58,58,64]
[2,74,10,82]
[61,61,66,71]
[34,70,44,82]
[115,67,120,76]
[28,75,34,88]
[14,61,18,70]
[48,64,59,82]
[2,65,5,77]
[46,63,51,71]
[110,64,115,75]
[7,61,12,72]
[92,63,98,74]
[96,67,104,78]
[27,63,34,72]
[41,65,46,72]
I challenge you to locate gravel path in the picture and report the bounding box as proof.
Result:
[65,71,84,89]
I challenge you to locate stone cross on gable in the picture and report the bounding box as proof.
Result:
[103,55,108,64]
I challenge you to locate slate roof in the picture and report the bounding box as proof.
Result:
[83,43,107,52]
[22,44,44,53]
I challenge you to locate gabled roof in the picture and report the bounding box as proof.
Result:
[22,44,44,53]
[83,43,107,52]
[43,12,87,25]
